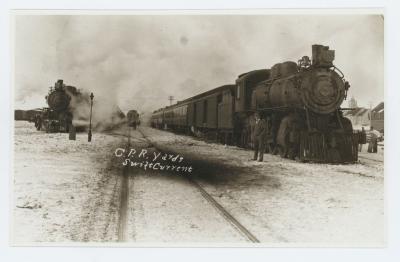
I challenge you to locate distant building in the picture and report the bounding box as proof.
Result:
[348,96,358,108]
[371,102,384,133]
[343,107,370,129]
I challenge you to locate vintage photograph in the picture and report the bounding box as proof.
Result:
[12,11,384,246]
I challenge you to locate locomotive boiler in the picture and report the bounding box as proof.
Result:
[252,48,347,115]
[151,44,358,163]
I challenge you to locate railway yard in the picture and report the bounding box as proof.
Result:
[12,121,384,245]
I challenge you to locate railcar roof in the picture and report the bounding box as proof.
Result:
[162,84,235,111]
[237,69,270,80]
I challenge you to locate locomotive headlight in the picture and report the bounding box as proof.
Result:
[313,78,335,104]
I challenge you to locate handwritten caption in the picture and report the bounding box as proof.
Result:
[114,148,193,174]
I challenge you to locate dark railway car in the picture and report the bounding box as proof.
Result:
[163,101,189,132]
[151,45,359,163]
[15,109,42,122]
[189,85,235,137]
[150,109,165,129]
[127,110,140,129]
[14,110,24,121]
[155,85,236,142]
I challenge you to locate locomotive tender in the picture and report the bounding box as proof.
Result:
[151,45,358,163]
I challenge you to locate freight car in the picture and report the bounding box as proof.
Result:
[127,110,140,129]
[15,109,42,122]
[151,45,359,163]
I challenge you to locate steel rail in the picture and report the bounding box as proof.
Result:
[137,128,260,243]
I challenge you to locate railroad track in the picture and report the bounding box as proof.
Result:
[187,177,260,242]
[136,127,260,243]
[117,128,132,242]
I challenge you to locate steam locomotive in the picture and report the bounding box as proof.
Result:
[34,79,89,132]
[151,45,359,163]
[35,79,126,133]
[127,110,141,129]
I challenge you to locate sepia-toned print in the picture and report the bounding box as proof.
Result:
[12,12,384,246]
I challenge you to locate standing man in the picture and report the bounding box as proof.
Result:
[35,114,42,131]
[253,112,268,162]
[359,127,366,152]
[368,126,379,153]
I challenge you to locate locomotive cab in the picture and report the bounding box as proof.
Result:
[235,69,270,113]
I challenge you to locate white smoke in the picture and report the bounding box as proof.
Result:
[14,14,384,117]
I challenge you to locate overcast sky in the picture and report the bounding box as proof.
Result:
[14,14,383,112]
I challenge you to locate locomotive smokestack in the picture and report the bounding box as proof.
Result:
[312,44,335,67]
[55,79,63,89]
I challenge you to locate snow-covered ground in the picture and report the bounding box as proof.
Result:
[142,127,384,246]
[12,121,384,246]
[12,122,246,244]
[12,121,125,244]
[126,171,246,243]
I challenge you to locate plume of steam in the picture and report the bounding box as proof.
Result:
[67,88,126,131]
[15,15,384,113]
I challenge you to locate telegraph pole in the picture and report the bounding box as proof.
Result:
[368,100,373,128]
[168,96,174,105]
[88,92,94,142]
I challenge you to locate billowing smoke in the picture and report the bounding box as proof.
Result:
[15,14,384,119]
[65,86,126,131]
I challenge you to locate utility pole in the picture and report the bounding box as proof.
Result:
[168,96,174,105]
[368,100,373,127]
[88,92,94,142]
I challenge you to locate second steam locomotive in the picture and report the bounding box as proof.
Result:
[151,45,359,163]
[35,79,126,133]
[35,79,89,132]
